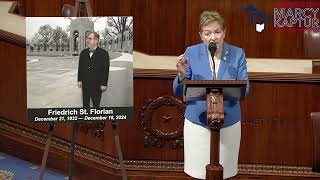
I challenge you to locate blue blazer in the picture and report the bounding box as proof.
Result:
[173,42,250,128]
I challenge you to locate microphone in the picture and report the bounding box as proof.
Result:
[208,42,217,80]
[208,42,217,55]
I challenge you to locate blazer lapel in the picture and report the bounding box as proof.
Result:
[217,43,230,80]
[86,48,91,59]
[200,43,213,79]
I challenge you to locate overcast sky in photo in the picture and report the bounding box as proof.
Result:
[26,17,109,40]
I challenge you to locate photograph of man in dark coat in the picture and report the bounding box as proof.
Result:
[77,31,110,108]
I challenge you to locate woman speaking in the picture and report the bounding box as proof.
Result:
[173,10,250,179]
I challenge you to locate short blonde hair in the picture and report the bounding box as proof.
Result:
[199,10,225,32]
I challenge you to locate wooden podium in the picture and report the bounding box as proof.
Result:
[183,80,247,180]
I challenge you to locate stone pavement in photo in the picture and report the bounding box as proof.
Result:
[27,52,133,108]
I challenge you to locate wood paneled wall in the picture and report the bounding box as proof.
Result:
[94,0,186,55]
[19,0,319,58]
[240,82,319,165]
[1,38,320,179]
[2,0,320,178]
[25,0,62,16]
[185,0,306,58]
[2,33,319,165]
[129,76,320,166]
[0,40,26,122]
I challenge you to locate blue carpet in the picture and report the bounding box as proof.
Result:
[0,152,66,180]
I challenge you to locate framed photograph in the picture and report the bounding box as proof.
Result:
[26,16,133,122]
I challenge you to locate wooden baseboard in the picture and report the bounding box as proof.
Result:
[1,117,320,179]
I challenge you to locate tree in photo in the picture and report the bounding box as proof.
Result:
[104,17,133,50]
[31,24,53,50]
[31,24,69,52]
[50,26,69,51]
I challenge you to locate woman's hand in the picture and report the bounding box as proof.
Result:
[176,54,189,81]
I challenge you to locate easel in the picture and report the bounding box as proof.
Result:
[73,0,93,17]
[39,123,54,180]
[39,1,128,179]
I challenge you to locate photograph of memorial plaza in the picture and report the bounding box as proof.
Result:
[26,17,133,108]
